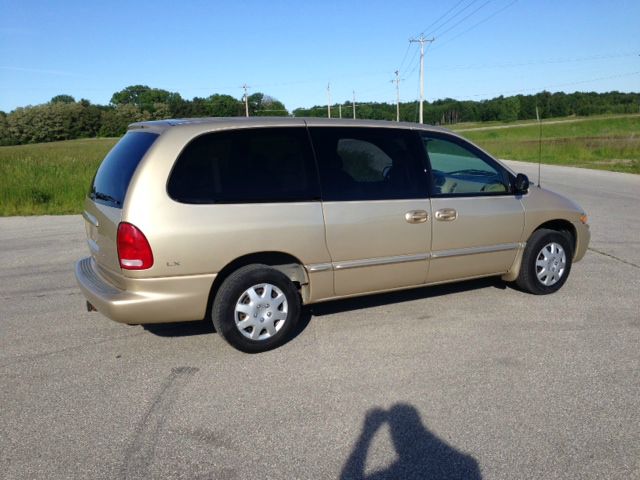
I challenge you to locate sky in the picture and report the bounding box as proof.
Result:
[1,0,639,113]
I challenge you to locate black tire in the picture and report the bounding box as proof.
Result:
[211,264,301,353]
[516,228,573,295]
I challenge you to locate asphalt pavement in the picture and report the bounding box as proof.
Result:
[1,162,638,479]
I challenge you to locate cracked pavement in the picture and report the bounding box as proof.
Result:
[1,163,639,479]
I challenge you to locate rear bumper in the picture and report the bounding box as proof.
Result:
[74,257,215,324]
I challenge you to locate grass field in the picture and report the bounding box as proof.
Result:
[452,114,640,174]
[0,114,638,216]
[0,138,116,216]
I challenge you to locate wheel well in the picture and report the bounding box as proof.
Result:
[534,220,576,254]
[204,252,307,320]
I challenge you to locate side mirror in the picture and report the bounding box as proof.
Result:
[514,173,529,194]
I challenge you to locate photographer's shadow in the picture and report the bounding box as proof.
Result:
[341,403,481,480]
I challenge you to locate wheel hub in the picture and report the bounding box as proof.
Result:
[234,283,288,341]
[535,242,567,287]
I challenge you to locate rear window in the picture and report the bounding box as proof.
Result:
[90,131,158,208]
[167,127,319,203]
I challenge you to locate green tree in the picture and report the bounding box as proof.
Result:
[77,101,102,138]
[50,94,76,104]
[7,103,86,143]
[188,97,211,117]
[99,104,145,137]
[256,95,288,116]
[110,85,152,106]
[0,111,13,145]
[208,94,243,116]
[549,92,569,117]
[110,85,182,116]
[3,89,640,145]
[146,102,170,120]
[168,96,190,118]
[498,96,520,122]
[248,92,288,116]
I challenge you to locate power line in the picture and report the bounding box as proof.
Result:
[405,57,421,79]
[430,52,639,71]
[401,46,421,77]
[420,0,468,36]
[424,0,483,38]
[433,0,493,40]
[397,42,414,74]
[400,0,473,82]
[405,40,434,83]
[434,0,518,48]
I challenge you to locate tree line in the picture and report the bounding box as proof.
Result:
[0,85,287,145]
[293,91,640,124]
[0,86,638,146]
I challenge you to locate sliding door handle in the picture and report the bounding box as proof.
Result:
[435,208,458,221]
[405,210,428,224]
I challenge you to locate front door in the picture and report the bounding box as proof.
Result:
[420,133,525,283]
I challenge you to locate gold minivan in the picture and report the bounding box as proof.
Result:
[75,117,590,352]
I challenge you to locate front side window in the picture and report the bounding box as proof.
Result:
[168,127,319,203]
[310,127,428,201]
[422,135,510,196]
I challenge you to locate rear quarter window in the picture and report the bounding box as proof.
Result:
[167,127,319,203]
[90,131,158,208]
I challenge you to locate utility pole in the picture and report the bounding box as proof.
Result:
[352,91,356,119]
[327,83,332,118]
[338,104,342,119]
[409,35,434,124]
[391,70,402,122]
[242,84,250,117]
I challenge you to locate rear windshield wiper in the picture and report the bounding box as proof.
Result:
[92,191,122,206]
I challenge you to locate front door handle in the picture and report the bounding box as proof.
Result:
[435,208,458,221]
[405,210,428,224]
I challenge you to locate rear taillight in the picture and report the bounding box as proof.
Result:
[117,222,154,270]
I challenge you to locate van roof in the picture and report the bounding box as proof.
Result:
[128,116,452,135]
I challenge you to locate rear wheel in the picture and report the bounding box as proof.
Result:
[212,264,301,352]
[516,229,573,295]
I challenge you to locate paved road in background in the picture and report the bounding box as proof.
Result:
[454,113,640,132]
[503,160,640,267]
[1,163,638,479]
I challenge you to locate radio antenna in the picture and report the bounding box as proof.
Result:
[535,106,542,188]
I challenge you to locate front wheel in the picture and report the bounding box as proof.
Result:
[212,264,301,353]
[515,229,573,295]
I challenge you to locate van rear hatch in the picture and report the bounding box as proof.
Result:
[83,131,158,279]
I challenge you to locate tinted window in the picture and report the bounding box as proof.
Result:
[422,135,510,196]
[168,127,319,203]
[90,132,158,208]
[309,127,427,201]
